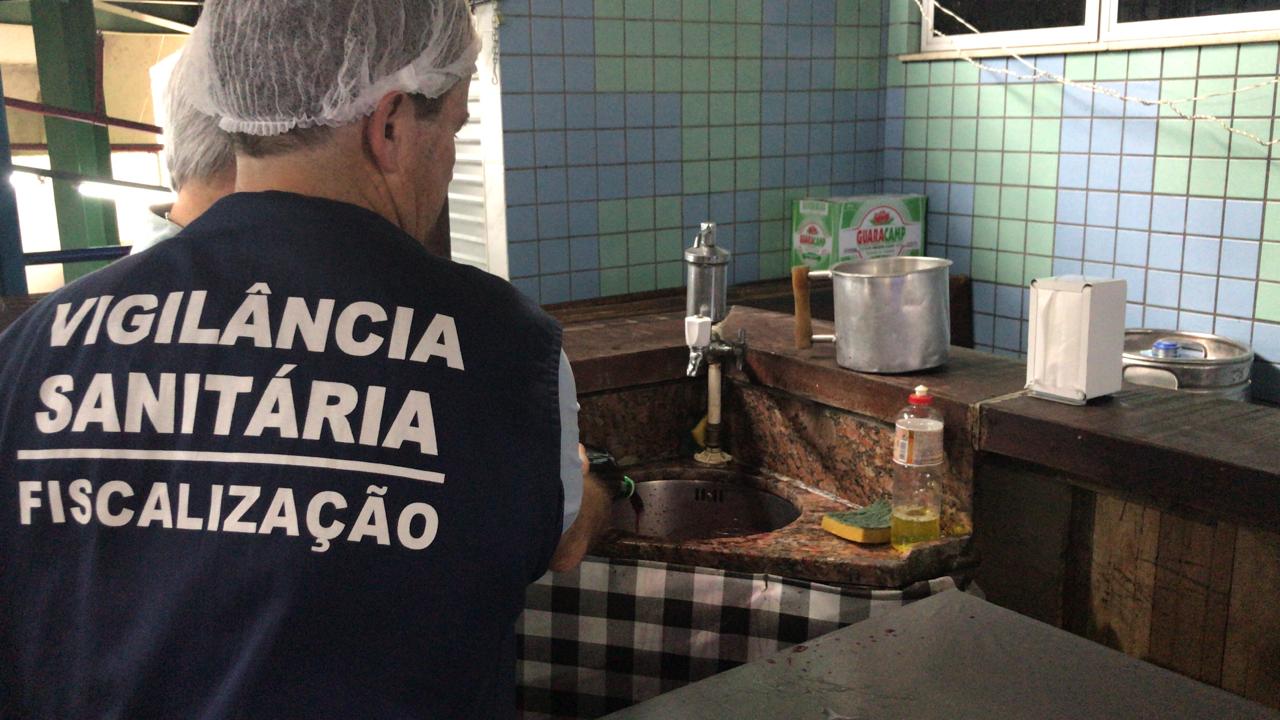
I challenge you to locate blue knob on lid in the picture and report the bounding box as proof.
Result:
[1152,339,1179,358]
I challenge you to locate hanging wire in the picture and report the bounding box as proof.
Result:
[914,0,1280,148]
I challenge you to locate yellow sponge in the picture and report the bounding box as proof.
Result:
[821,499,892,545]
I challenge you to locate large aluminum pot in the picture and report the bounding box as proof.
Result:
[791,257,952,373]
[1122,329,1253,401]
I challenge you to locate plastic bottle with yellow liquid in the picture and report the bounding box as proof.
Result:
[891,385,943,552]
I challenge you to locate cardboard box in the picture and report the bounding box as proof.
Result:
[790,194,927,269]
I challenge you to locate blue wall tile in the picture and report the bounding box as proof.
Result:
[1113,265,1146,302]
[1059,154,1089,188]
[533,94,566,128]
[568,201,597,236]
[1061,119,1092,153]
[1085,227,1116,263]
[1178,311,1215,333]
[564,94,596,129]
[1185,197,1224,236]
[565,130,597,164]
[1055,225,1084,258]
[1147,270,1181,306]
[595,94,625,127]
[532,56,565,92]
[1122,119,1157,155]
[1150,196,1187,234]
[535,131,567,166]
[1088,156,1120,190]
[1119,156,1154,192]
[1090,119,1123,154]
[1117,193,1151,230]
[1183,236,1221,275]
[1115,230,1149,266]
[536,168,568,203]
[567,167,598,201]
[563,57,594,92]
[1217,278,1257,317]
[539,238,570,274]
[1220,240,1260,278]
[563,18,594,54]
[569,236,598,270]
[1145,307,1178,328]
[1086,191,1119,226]
[1148,233,1184,271]
[1180,274,1218,312]
[509,241,540,277]
[538,203,569,238]
[1223,200,1263,239]
[1057,190,1087,224]
[541,273,572,304]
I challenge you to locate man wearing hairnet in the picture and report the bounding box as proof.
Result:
[0,1,610,717]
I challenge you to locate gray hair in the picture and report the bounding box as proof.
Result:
[165,60,235,191]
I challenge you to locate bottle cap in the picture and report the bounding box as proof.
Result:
[908,385,933,405]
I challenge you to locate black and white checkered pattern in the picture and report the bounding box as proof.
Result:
[516,556,959,719]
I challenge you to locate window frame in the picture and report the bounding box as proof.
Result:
[920,0,1280,53]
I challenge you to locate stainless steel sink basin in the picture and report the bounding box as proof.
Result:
[610,467,801,541]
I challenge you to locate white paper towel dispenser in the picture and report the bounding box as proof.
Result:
[1025,276,1127,405]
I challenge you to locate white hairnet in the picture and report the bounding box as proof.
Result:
[184,0,480,136]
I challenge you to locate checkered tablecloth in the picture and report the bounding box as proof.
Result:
[516,556,961,719]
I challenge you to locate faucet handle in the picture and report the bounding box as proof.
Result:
[685,315,712,349]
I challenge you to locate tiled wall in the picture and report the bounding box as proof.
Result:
[497,0,883,303]
[883,3,1280,401]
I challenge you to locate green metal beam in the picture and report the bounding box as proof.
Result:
[0,73,30,296]
[31,0,119,281]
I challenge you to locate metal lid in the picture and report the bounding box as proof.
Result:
[684,222,730,266]
[1123,329,1253,366]
[829,256,951,278]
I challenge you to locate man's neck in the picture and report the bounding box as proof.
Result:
[169,176,235,227]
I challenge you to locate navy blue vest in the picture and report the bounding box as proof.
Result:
[0,193,564,719]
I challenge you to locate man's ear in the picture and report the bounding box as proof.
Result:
[364,91,412,173]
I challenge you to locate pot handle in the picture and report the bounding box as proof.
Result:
[791,266,833,349]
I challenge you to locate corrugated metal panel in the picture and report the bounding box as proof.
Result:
[448,78,491,272]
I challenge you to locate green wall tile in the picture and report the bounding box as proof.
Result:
[975,185,1000,217]
[709,160,734,191]
[654,22,682,55]
[683,94,709,126]
[928,119,952,148]
[736,158,760,188]
[906,87,928,117]
[837,27,860,58]
[1025,255,1053,284]
[1189,158,1227,196]
[835,60,858,90]
[596,0,624,18]
[1196,77,1234,117]
[1234,79,1275,117]
[654,58,682,91]
[1256,282,1280,321]
[653,0,679,20]
[998,219,1027,252]
[1265,202,1280,240]
[886,58,907,87]
[972,219,998,249]
[1199,45,1238,76]
[1159,79,1195,118]
[656,261,683,289]
[628,199,654,230]
[1268,161,1280,200]
[1162,48,1199,78]
[979,86,1005,116]
[625,20,654,55]
[624,0,652,17]
[735,125,759,157]
[761,221,786,250]
[1157,120,1192,155]
[655,228,682,260]
[708,126,734,159]
[929,85,953,115]
[858,60,880,89]
[1239,43,1279,75]
[1027,188,1056,223]
[736,93,761,124]
[905,119,927,148]
[596,20,624,54]
[1226,159,1267,199]
[954,61,979,84]
[760,190,785,220]
[1260,243,1280,280]
[682,128,709,159]
[953,86,979,117]
[738,0,763,22]
[759,251,787,279]
[626,58,654,91]
[1003,153,1030,185]
[977,118,1004,151]
[599,234,627,267]
[907,62,930,86]
[709,59,735,91]
[1128,50,1163,79]
[927,150,950,182]
[930,61,954,85]
[709,23,736,57]
[1033,83,1063,117]
[683,161,709,193]
[1001,187,1028,221]
[629,264,656,292]
[997,251,1025,286]
[952,118,977,150]
[682,0,708,21]
[628,231,655,264]
[596,57,625,91]
[683,59,710,92]
[709,93,735,125]
[976,152,1003,183]
[1065,54,1095,80]
[1004,118,1032,152]
[655,198,681,228]
[601,268,628,295]
[1192,120,1229,158]
[683,21,709,56]
[599,200,627,234]
[1029,153,1058,186]
[971,249,997,281]
[737,24,762,58]
[1095,52,1128,80]
[1153,156,1190,195]
[1031,119,1060,153]
[904,151,926,180]
[1027,222,1054,255]
[951,151,976,182]
[709,2,735,21]
[1006,84,1033,117]
[836,0,858,25]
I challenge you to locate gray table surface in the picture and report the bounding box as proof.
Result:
[601,589,1280,719]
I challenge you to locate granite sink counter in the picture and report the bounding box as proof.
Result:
[596,460,972,588]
